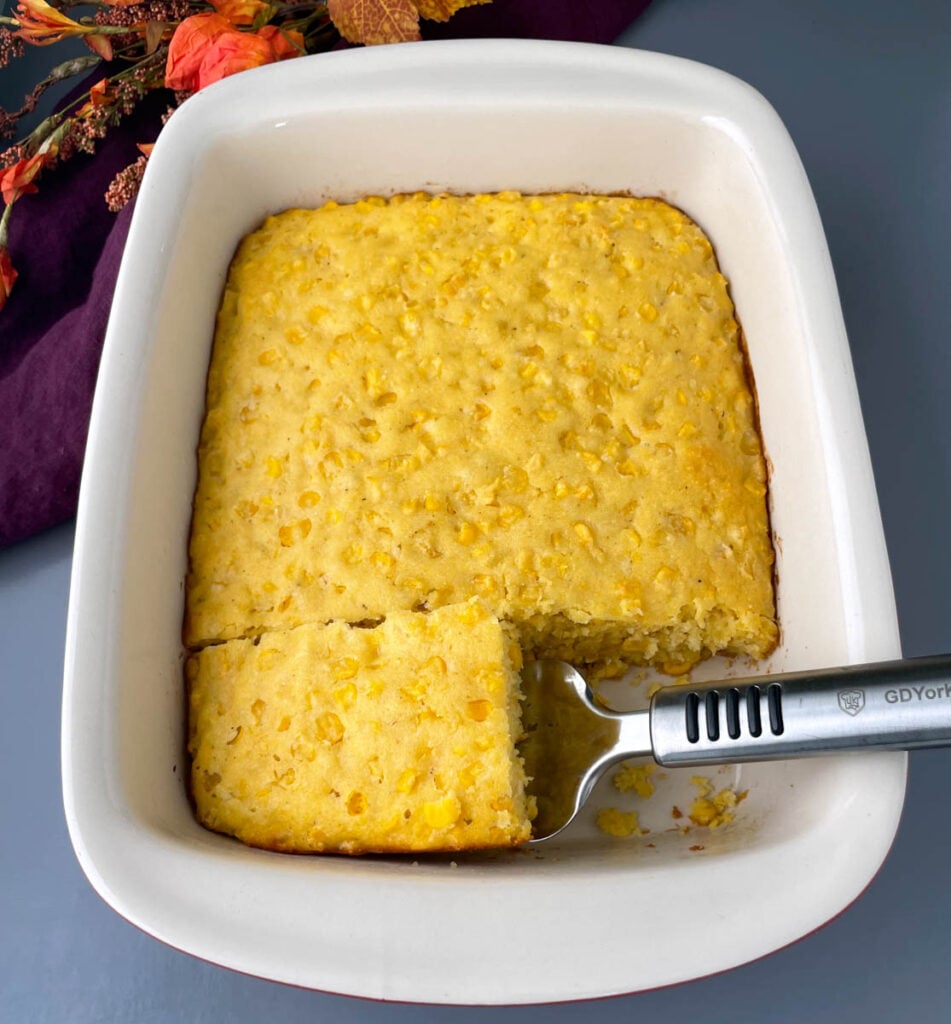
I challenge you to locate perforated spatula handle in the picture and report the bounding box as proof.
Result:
[649,654,951,767]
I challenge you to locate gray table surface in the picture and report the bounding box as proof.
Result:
[3,1,951,1020]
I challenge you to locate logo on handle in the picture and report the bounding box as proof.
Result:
[837,688,866,716]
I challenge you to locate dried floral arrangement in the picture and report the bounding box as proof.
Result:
[0,0,489,309]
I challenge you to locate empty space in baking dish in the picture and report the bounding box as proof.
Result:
[63,42,903,1003]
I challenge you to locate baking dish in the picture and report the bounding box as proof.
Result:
[62,40,904,1003]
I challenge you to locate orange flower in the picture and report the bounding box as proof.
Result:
[13,0,116,58]
[0,153,50,206]
[209,0,271,27]
[87,78,111,106]
[14,0,100,45]
[14,0,88,43]
[165,13,302,93]
[0,244,17,312]
[75,78,112,118]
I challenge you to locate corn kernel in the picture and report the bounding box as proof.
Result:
[667,514,695,535]
[498,505,525,528]
[466,699,492,722]
[586,379,613,408]
[459,600,489,625]
[423,794,462,829]
[334,682,357,709]
[471,575,499,598]
[400,312,420,337]
[574,522,594,545]
[341,542,364,565]
[279,518,311,547]
[591,412,613,431]
[456,521,479,545]
[347,791,367,816]
[316,712,345,745]
[332,657,360,681]
[459,761,484,790]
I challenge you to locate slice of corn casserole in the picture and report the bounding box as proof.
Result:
[187,600,534,853]
[186,192,777,671]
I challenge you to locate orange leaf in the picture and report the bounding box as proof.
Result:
[210,0,270,27]
[414,0,490,22]
[327,0,420,45]
[0,245,17,311]
[0,153,50,206]
[85,33,114,60]
[137,142,155,158]
[76,78,111,117]
[89,78,111,106]
[144,20,168,54]
[258,24,304,59]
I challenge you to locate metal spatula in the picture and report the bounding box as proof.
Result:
[520,655,951,842]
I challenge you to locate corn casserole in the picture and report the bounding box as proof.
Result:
[187,192,776,667]
[185,191,778,852]
[188,601,533,853]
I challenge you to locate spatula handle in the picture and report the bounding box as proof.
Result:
[649,654,951,767]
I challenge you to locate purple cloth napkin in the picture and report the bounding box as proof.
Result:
[0,0,651,547]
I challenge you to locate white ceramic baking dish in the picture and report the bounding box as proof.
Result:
[62,40,904,1004]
